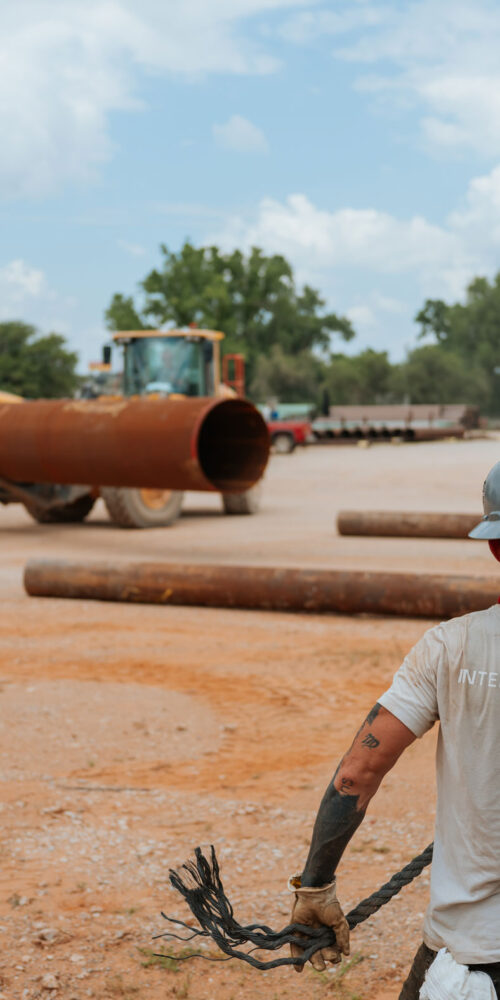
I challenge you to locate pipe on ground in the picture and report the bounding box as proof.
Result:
[24,560,500,619]
[0,396,269,492]
[337,511,480,539]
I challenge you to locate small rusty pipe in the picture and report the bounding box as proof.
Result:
[337,511,481,539]
[0,396,269,491]
[24,560,500,619]
[409,427,464,441]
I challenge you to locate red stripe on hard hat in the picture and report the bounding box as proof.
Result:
[488,539,500,562]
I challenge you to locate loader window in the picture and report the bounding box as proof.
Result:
[124,337,210,397]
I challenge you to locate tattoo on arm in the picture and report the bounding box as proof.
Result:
[300,704,382,887]
[349,702,381,748]
[361,733,380,748]
[340,777,354,793]
[365,703,381,726]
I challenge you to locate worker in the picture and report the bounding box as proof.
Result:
[289,462,500,999]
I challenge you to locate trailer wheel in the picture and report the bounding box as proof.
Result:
[101,487,184,528]
[222,483,262,515]
[27,494,96,524]
[272,432,295,454]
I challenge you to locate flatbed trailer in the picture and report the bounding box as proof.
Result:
[311,404,476,443]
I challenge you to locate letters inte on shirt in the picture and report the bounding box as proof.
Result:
[458,669,499,687]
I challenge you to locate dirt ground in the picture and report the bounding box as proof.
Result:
[1,437,499,1000]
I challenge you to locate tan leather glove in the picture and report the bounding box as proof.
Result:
[288,875,350,973]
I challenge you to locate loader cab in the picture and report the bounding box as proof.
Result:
[113,330,224,399]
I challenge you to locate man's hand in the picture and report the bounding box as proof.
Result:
[288,877,349,973]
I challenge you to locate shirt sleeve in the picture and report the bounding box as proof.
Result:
[379,625,443,738]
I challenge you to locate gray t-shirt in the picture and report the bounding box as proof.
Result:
[379,604,500,964]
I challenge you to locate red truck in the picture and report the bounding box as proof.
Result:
[267,418,311,453]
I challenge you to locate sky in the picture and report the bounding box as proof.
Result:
[2,0,500,371]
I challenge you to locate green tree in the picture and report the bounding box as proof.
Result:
[106,242,354,384]
[0,321,79,398]
[390,344,488,405]
[416,273,500,411]
[104,294,149,332]
[250,344,325,403]
[323,349,393,405]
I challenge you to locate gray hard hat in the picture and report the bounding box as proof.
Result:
[469,461,500,539]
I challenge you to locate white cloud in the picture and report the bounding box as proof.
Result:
[343,294,406,349]
[346,304,376,329]
[215,192,475,298]
[283,0,500,158]
[0,258,66,324]
[0,259,101,367]
[117,240,147,256]
[280,5,386,44]
[213,114,268,153]
[0,0,306,198]
[212,158,500,354]
[449,164,500,253]
[373,293,405,315]
[0,260,47,301]
[417,75,500,157]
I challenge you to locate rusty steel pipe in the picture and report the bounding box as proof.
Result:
[337,511,481,539]
[410,427,464,441]
[24,560,500,619]
[0,396,269,491]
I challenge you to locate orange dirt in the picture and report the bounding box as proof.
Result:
[0,438,498,999]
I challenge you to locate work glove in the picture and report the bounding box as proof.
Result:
[287,874,350,973]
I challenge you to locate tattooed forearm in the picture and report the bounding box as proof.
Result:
[299,705,383,887]
[299,704,417,887]
[300,781,366,886]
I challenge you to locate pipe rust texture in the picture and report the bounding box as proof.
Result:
[0,396,269,492]
[337,511,480,539]
[24,560,500,619]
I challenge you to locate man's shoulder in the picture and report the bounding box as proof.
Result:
[426,604,500,656]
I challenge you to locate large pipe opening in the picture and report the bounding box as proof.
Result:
[197,399,270,492]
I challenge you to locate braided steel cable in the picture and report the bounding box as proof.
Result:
[155,842,434,970]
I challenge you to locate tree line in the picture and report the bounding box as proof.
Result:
[0,243,498,411]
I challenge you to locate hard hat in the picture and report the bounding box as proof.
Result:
[469,461,500,539]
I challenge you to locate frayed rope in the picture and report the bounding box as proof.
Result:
[155,842,433,970]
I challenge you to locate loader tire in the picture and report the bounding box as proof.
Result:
[101,487,184,529]
[27,494,96,524]
[221,482,262,515]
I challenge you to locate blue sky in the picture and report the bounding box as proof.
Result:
[3,0,500,370]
